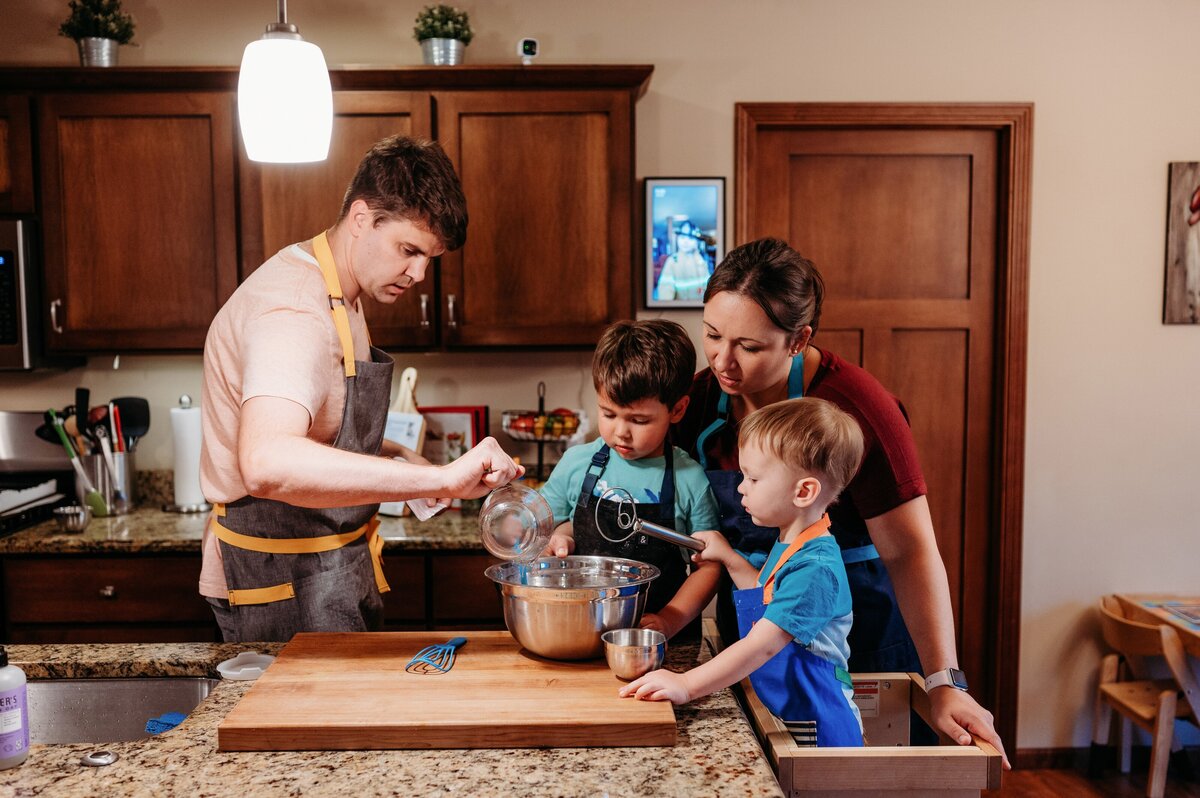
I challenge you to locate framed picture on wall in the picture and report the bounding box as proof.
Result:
[645,177,725,308]
[1164,161,1200,324]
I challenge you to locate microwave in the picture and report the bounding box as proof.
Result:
[0,218,77,371]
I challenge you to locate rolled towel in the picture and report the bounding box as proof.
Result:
[145,711,188,735]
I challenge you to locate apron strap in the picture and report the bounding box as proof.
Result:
[312,231,358,379]
[762,514,831,604]
[574,444,611,513]
[696,352,805,470]
[657,439,675,509]
[211,513,391,604]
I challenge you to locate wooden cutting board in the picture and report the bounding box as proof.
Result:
[217,631,677,751]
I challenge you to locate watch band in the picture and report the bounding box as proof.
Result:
[924,668,969,693]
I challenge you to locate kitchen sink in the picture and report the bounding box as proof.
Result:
[26,677,220,744]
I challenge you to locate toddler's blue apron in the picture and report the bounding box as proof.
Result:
[694,354,917,676]
[733,517,863,747]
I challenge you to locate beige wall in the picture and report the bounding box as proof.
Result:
[4,0,1199,752]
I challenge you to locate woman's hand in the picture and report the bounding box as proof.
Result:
[929,688,1011,770]
[618,668,691,704]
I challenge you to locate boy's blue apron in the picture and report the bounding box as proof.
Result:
[694,353,920,675]
[571,441,691,622]
[733,515,862,747]
[209,231,393,643]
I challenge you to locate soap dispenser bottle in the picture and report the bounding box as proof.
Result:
[0,646,28,769]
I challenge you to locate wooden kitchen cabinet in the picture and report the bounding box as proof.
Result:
[37,91,240,352]
[0,94,34,214]
[0,65,650,353]
[436,90,636,347]
[2,555,220,643]
[0,549,497,642]
[238,90,437,349]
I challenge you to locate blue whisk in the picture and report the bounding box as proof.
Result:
[405,637,467,674]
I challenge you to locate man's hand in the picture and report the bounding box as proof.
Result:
[929,687,1011,770]
[618,668,691,704]
[438,437,523,498]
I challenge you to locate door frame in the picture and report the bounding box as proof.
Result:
[735,103,1032,752]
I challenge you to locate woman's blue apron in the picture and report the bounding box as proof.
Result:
[570,442,691,624]
[734,517,862,747]
[695,353,920,675]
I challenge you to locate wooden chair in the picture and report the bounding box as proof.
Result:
[1090,595,1200,797]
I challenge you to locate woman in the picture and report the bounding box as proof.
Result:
[673,238,1008,766]
[655,220,712,302]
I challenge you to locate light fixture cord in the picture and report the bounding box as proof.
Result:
[278,0,288,25]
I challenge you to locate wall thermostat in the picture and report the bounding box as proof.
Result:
[518,38,539,66]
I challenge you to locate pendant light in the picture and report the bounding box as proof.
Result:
[238,0,333,163]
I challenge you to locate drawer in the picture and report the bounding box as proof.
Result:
[381,554,425,622]
[4,556,212,624]
[430,553,503,622]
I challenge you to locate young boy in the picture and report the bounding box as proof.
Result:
[538,320,721,639]
[619,397,866,747]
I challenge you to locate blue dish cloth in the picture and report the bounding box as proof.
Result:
[145,712,188,735]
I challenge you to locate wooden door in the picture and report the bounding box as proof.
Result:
[737,103,1032,749]
[434,90,634,347]
[239,91,435,349]
[0,94,34,214]
[38,92,239,351]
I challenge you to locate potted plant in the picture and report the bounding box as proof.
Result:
[58,0,136,67]
[413,4,473,66]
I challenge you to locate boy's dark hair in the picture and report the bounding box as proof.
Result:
[592,320,696,407]
[704,237,824,336]
[338,135,468,251]
[739,397,865,501]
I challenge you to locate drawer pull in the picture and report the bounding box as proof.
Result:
[98,585,117,599]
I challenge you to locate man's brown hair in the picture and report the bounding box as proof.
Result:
[592,319,695,407]
[739,397,865,501]
[338,135,468,251]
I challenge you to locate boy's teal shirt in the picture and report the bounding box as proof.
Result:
[539,437,720,533]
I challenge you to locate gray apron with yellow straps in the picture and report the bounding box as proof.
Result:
[211,232,394,642]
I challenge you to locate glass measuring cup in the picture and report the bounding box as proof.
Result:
[478,482,555,561]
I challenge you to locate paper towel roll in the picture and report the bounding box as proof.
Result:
[170,405,206,507]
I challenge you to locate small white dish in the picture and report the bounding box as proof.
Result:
[216,651,276,681]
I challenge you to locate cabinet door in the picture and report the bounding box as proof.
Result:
[435,90,635,347]
[38,92,239,351]
[0,95,34,214]
[240,91,436,349]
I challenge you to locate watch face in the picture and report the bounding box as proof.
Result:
[951,669,969,690]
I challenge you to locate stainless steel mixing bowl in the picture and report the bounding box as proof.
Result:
[602,628,666,680]
[484,555,660,660]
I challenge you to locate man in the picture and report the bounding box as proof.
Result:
[198,135,521,642]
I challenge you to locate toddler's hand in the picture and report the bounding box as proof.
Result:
[618,669,690,704]
[690,530,732,567]
[542,532,574,558]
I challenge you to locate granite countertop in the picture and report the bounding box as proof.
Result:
[0,506,486,555]
[0,640,783,798]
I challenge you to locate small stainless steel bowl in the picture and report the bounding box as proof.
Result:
[53,504,91,533]
[485,556,660,660]
[602,628,666,681]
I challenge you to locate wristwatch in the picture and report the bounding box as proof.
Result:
[924,668,969,693]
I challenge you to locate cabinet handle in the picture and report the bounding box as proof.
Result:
[50,299,64,334]
[98,585,117,599]
[447,294,458,329]
[420,293,430,328]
